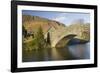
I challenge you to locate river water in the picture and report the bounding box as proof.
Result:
[22,43,90,62]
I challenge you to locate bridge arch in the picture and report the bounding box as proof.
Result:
[51,34,76,48]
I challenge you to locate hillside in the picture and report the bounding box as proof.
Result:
[22,15,65,34]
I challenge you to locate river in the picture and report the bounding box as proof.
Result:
[22,43,90,62]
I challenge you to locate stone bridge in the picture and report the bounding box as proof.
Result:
[45,24,90,48]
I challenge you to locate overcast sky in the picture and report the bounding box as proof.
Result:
[22,10,90,26]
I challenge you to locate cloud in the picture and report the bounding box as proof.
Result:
[53,14,72,26]
[53,13,67,23]
[53,16,66,22]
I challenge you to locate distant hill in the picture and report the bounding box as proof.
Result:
[22,15,65,34]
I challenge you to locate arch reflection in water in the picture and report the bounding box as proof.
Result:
[22,43,90,62]
[68,42,90,59]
